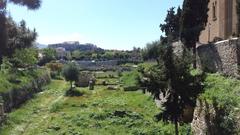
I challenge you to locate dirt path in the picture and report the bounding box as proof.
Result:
[6,80,68,135]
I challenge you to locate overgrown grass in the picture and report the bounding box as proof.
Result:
[0,79,190,135]
[0,68,47,93]
[120,70,140,87]
[95,71,118,79]
[0,80,68,135]
[200,73,240,134]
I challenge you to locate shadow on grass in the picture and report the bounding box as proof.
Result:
[65,88,84,97]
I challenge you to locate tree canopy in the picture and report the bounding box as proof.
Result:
[0,0,41,62]
[62,63,79,90]
[8,0,41,10]
[180,0,209,68]
[160,7,182,42]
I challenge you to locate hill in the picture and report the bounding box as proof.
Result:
[48,41,104,52]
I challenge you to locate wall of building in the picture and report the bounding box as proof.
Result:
[172,38,240,77]
[191,99,218,135]
[200,0,221,43]
[199,0,238,43]
[232,0,238,35]
[197,38,240,77]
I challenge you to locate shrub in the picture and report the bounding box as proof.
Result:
[200,74,240,134]
[62,62,79,89]
[49,102,63,113]
[46,62,63,73]
[120,70,140,88]
[46,62,63,79]
[12,48,38,68]
[123,86,139,91]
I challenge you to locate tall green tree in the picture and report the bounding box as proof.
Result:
[62,63,79,90]
[142,40,161,63]
[160,7,182,42]
[180,0,209,68]
[6,18,37,56]
[0,0,41,62]
[141,43,203,135]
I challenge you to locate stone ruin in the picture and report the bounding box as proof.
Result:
[75,71,95,87]
[173,38,240,78]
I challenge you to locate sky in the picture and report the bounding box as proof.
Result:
[7,0,183,50]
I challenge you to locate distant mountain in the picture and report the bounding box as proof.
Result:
[48,41,104,52]
[36,43,47,49]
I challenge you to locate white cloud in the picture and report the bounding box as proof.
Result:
[37,33,90,45]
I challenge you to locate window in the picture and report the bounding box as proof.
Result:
[212,1,217,21]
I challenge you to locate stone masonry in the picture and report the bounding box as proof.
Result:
[199,0,238,43]
[197,38,240,77]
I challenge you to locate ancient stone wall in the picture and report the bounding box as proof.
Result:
[0,71,51,113]
[199,0,238,44]
[197,38,240,77]
[191,99,218,135]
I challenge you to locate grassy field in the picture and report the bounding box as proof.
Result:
[0,79,190,135]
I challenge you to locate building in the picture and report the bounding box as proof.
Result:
[199,0,238,43]
[55,47,66,58]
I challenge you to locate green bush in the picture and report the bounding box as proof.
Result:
[123,86,139,91]
[49,102,63,113]
[201,73,240,134]
[120,70,140,88]
[0,68,47,93]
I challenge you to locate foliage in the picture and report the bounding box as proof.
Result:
[180,0,209,68]
[0,57,13,74]
[46,62,63,79]
[46,62,63,73]
[6,19,37,56]
[200,74,240,134]
[140,43,204,135]
[11,48,38,68]
[141,40,161,62]
[160,7,182,42]
[0,80,191,135]
[62,62,79,89]
[120,70,140,88]
[8,0,41,10]
[71,49,135,61]
[0,0,41,61]
[38,48,57,66]
[0,68,47,93]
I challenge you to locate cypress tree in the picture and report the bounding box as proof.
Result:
[181,0,209,68]
[160,7,182,43]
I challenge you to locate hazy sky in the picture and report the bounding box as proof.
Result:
[7,0,183,50]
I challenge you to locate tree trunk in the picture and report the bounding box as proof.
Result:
[0,12,7,63]
[70,81,73,90]
[156,58,160,65]
[175,117,179,135]
[193,45,197,69]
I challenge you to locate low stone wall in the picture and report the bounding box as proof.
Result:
[0,72,51,113]
[191,99,218,135]
[172,39,240,77]
[197,38,240,77]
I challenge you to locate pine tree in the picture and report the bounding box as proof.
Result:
[160,7,182,42]
[180,0,209,68]
[0,0,41,62]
